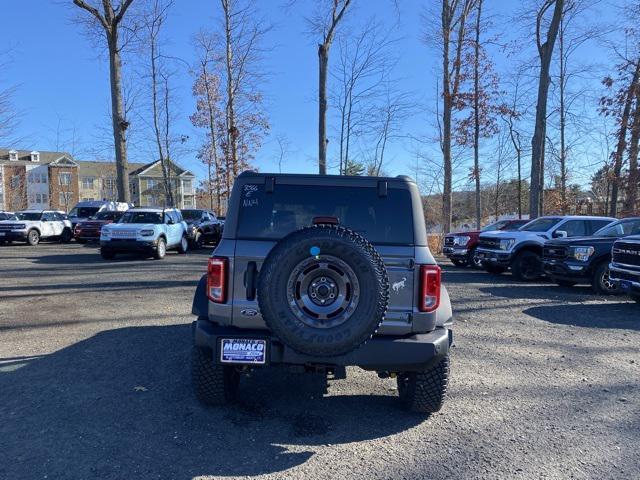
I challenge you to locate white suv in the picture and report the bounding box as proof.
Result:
[0,210,74,246]
[476,215,615,281]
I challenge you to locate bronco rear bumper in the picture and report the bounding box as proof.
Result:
[193,319,451,372]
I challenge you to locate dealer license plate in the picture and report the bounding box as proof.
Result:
[220,338,266,364]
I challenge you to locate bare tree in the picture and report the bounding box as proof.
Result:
[309,0,353,174]
[72,0,138,203]
[529,0,564,219]
[275,134,291,174]
[624,90,640,214]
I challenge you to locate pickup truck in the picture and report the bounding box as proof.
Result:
[543,217,640,293]
[609,235,640,303]
[444,219,529,268]
[477,215,615,281]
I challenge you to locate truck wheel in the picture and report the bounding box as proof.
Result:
[60,228,72,243]
[469,248,483,269]
[26,229,40,246]
[511,251,542,281]
[191,346,239,405]
[177,235,189,254]
[592,261,617,295]
[154,237,167,259]
[397,354,450,414]
[451,258,468,267]
[258,225,389,357]
[484,264,506,275]
[100,249,115,260]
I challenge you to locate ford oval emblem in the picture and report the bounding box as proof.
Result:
[241,309,259,317]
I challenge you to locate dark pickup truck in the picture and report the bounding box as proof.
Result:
[543,218,640,294]
[610,234,640,303]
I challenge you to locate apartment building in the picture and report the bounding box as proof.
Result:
[0,149,196,212]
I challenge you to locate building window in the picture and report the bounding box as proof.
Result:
[82,197,95,202]
[9,150,18,161]
[59,172,72,186]
[31,151,40,162]
[183,197,193,207]
[183,179,193,194]
[41,173,48,183]
[81,176,95,190]
[10,175,20,188]
[105,177,115,189]
[147,179,156,189]
[59,191,73,205]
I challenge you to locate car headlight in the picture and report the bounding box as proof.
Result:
[101,228,111,237]
[570,246,594,262]
[499,238,515,251]
[453,236,471,246]
[139,229,154,237]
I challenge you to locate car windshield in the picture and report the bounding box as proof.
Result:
[15,212,42,221]
[519,217,562,232]
[181,209,203,220]
[70,207,100,218]
[118,211,163,224]
[94,211,120,221]
[236,183,414,244]
[482,220,509,231]
[594,218,640,237]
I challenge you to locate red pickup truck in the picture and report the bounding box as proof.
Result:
[443,219,529,268]
[74,210,123,243]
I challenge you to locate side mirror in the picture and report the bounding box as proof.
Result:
[553,230,568,238]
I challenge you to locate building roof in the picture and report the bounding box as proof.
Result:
[0,148,75,166]
[129,159,195,178]
[76,160,146,177]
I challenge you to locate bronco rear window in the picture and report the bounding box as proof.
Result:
[236,184,414,244]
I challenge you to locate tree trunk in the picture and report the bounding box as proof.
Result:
[558,16,567,214]
[623,92,640,214]
[202,64,220,212]
[611,62,640,216]
[530,0,563,219]
[108,33,130,204]
[473,0,482,229]
[222,0,238,180]
[441,2,453,234]
[318,43,329,175]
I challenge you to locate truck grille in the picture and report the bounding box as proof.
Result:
[0,224,24,231]
[444,236,454,247]
[543,245,568,260]
[478,237,500,249]
[110,230,137,239]
[612,241,640,267]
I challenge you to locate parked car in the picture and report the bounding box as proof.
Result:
[543,217,640,293]
[68,200,129,229]
[609,235,640,303]
[99,207,188,260]
[0,210,73,246]
[180,209,223,248]
[0,211,15,221]
[190,172,453,413]
[477,215,615,281]
[74,210,124,243]
[444,219,529,268]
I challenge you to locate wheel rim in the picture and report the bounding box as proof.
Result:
[600,268,617,292]
[158,241,166,256]
[29,232,38,244]
[286,255,360,329]
[471,251,482,268]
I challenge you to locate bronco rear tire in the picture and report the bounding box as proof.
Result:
[191,346,239,405]
[398,354,450,414]
[258,225,389,357]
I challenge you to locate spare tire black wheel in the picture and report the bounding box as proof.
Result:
[258,225,389,357]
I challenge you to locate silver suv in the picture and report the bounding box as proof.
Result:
[190,172,453,413]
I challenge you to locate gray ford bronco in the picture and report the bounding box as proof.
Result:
[190,172,453,413]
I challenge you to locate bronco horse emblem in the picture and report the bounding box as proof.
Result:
[392,277,407,293]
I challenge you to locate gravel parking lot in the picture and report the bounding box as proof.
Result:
[1,242,638,480]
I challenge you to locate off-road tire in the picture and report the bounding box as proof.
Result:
[100,249,115,260]
[555,279,576,288]
[177,235,188,254]
[60,228,73,243]
[451,258,468,267]
[191,346,239,405]
[258,225,389,357]
[26,229,40,246]
[511,250,543,282]
[398,354,450,414]
[484,264,506,275]
[154,237,167,259]
[592,260,617,295]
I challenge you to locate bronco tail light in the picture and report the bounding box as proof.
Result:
[207,257,228,303]
[419,265,441,312]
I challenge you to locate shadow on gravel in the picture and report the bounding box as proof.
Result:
[523,303,640,331]
[480,284,601,301]
[0,324,423,479]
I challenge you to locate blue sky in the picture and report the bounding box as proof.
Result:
[1,0,622,191]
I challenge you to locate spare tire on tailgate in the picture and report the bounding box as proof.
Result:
[258,225,389,357]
